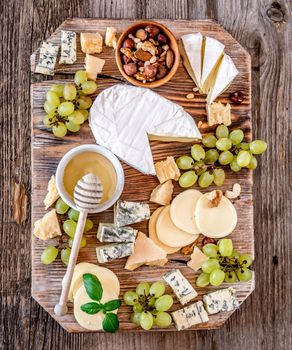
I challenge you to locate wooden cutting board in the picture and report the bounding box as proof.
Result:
[30,18,254,333]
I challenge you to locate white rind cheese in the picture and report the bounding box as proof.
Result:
[96,242,134,263]
[163,269,198,305]
[114,200,150,227]
[89,84,201,175]
[59,31,77,64]
[203,287,239,314]
[97,223,137,242]
[172,301,209,330]
[35,41,59,76]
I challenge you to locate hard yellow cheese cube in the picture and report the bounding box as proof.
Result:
[80,32,103,54]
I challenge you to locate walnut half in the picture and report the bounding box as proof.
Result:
[206,190,223,208]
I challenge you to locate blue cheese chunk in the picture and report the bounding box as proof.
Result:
[97,223,137,243]
[114,200,150,227]
[163,269,197,305]
[35,41,59,76]
[59,31,77,64]
[203,287,239,314]
[172,301,209,330]
[96,242,134,263]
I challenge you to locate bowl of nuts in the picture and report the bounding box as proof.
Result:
[116,21,180,88]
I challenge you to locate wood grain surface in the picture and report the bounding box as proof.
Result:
[0,0,291,349]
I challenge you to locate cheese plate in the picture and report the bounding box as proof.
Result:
[31,18,255,333]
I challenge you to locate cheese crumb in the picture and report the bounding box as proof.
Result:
[33,209,62,240]
[43,175,59,209]
[155,157,180,184]
[80,32,103,54]
[206,101,231,126]
[150,180,173,205]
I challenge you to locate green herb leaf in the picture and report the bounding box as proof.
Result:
[83,273,103,301]
[80,302,103,315]
[102,313,119,333]
[102,299,121,312]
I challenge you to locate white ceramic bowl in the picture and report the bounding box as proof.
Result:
[55,144,124,213]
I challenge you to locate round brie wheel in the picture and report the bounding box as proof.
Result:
[170,189,202,234]
[149,207,181,254]
[156,205,198,248]
[68,262,120,302]
[74,285,118,331]
[194,193,237,238]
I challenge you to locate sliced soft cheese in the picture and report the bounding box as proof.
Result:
[33,209,62,240]
[89,85,201,175]
[206,54,239,104]
[85,54,105,80]
[187,247,209,271]
[44,175,60,209]
[125,231,167,270]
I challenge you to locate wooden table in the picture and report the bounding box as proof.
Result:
[1,1,291,349]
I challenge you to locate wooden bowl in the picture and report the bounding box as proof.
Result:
[115,20,180,88]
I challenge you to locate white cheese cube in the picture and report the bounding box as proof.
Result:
[59,30,77,64]
[172,301,209,330]
[114,200,150,227]
[96,242,134,263]
[203,287,239,314]
[97,223,137,243]
[35,41,59,76]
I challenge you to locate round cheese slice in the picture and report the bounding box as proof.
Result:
[74,285,118,331]
[170,189,202,234]
[156,205,198,248]
[149,207,180,254]
[68,262,120,302]
[194,193,237,238]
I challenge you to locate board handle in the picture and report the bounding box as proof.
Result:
[54,210,87,316]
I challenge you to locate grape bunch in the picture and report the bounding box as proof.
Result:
[196,238,253,288]
[124,282,173,330]
[176,124,267,188]
[41,198,93,265]
[43,71,97,137]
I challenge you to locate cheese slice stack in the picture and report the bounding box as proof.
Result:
[180,33,238,104]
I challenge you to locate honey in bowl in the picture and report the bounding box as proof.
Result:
[63,151,117,204]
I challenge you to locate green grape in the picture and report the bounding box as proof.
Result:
[218,151,233,165]
[46,91,61,107]
[63,219,77,238]
[50,84,64,97]
[140,311,153,330]
[209,269,225,286]
[52,123,67,138]
[204,149,219,164]
[203,243,218,258]
[237,150,251,167]
[124,291,139,305]
[198,171,214,188]
[68,208,80,222]
[155,295,173,312]
[191,144,205,161]
[236,268,252,282]
[68,111,85,124]
[176,155,194,170]
[76,96,92,109]
[216,125,229,138]
[178,171,198,188]
[230,157,242,172]
[239,254,253,267]
[202,134,217,148]
[229,129,244,145]
[149,282,165,298]
[63,83,77,101]
[201,258,220,274]
[55,198,69,214]
[239,142,250,151]
[216,138,232,151]
[213,168,225,186]
[133,303,143,313]
[75,70,88,85]
[68,237,87,248]
[154,312,172,328]
[41,246,58,265]
[84,219,93,232]
[230,250,240,259]
[43,115,55,128]
[44,100,58,115]
[196,272,210,287]
[81,81,98,95]
[224,271,238,283]
[58,101,75,116]
[77,109,89,121]
[249,140,267,154]
[130,312,141,325]
[136,282,150,296]
[218,239,233,257]
[61,247,71,266]
[66,120,81,133]
[193,161,207,175]
[247,155,257,170]
[148,297,156,307]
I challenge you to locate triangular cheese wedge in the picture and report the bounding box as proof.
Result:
[44,175,59,209]
[125,231,167,270]
[33,209,62,240]
[206,54,239,104]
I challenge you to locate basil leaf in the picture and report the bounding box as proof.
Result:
[80,302,103,315]
[83,273,103,301]
[102,313,119,333]
[102,299,121,312]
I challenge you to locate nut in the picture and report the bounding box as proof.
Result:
[162,44,169,51]
[225,183,241,199]
[149,38,159,46]
[181,242,197,255]
[134,38,141,44]
[141,41,156,56]
[120,47,137,61]
[123,38,135,49]
[157,34,168,45]
[134,48,152,61]
[202,237,217,246]
[128,34,135,40]
[157,46,163,56]
[186,93,195,99]
[122,55,131,64]
[192,87,199,92]
[145,25,160,37]
[136,28,147,41]
[144,64,157,78]
[156,64,168,79]
[229,91,244,104]
[134,72,146,81]
[123,63,137,76]
[136,42,143,49]
[166,49,174,69]
[137,60,144,67]
[138,67,145,72]
[206,190,223,208]
[149,56,157,64]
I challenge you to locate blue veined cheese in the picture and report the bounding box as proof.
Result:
[172,301,209,330]
[203,287,239,314]
[97,223,137,243]
[35,41,59,76]
[59,31,77,64]
[114,200,150,227]
[163,269,198,305]
[96,242,134,263]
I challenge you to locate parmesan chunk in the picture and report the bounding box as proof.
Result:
[206,101,231,126]
[187,247,209,271]
[105,27,117,48]
[150,180,173,205]
[33,209,62,240]
[154,157,180,184]
[81,32,103,54]
[85,54,105,80]
[43,175,59,209]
